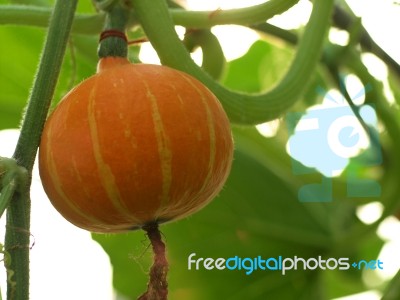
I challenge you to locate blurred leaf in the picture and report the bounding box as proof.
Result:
[92,232,151,298]
[76,0,96,13]
[388,70,400,109]
[382,269,400,300]
[0,26,45,129]
[324,235,385,299]
[50,34,98,107]
[222,40,293,93]
[0,25,98,130]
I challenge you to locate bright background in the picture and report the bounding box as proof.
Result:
[0,0,399,299]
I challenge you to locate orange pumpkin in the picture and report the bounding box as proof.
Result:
[38,57,233,233]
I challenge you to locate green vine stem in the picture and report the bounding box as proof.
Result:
[168,0,299,28]
[4,0,78,299]
[2,2,399,85]
[2,1,400,82]
[97,1,130,59]
[131,0,334,125]
[0,5,104,35]
[0,0,298,34]
[183,29,226,80]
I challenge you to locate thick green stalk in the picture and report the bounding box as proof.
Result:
[0,5,103,35]
[4,1,78,299]
[183,30,226,80]
[131,0,334,125]
[0,0,298,34]
[97,1,130,59]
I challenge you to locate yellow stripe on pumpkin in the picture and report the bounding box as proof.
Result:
[144,81,173,209]
[87,82,138,222]
[179,72,217,200]
[45,127,104,226]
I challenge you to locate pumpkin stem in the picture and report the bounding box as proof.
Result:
[97,0,130,59]
[138,223,169,300]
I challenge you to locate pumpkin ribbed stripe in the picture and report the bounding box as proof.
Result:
[44,128,105,227]
[87,82,138,222]
[145,82,173,210]
[180,72,217,209]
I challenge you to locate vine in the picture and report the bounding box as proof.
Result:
[2,1,78,299]
[131,0,334,124]
[0,0,298,35]
[183,29,226,80]
[1,2,398,80]
[168,0,299,28]
[0,5,104,35]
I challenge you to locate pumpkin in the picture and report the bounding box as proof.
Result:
[38,57,233,233]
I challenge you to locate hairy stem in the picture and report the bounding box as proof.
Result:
[98,1,130,59]
[138,223,168,300]
[4,1,78,299]
[131,0,333,124]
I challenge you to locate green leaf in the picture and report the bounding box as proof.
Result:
[0,26,45,129]
[92,232,151,298]
[0,25,98,130]
[222,40,293,93]
[324,235,385,299]
[382,269,400,300]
